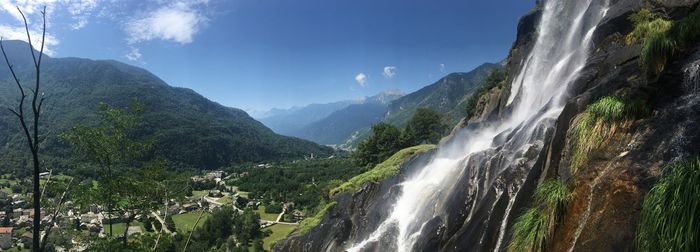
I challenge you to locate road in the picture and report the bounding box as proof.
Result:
[151,211,172,234]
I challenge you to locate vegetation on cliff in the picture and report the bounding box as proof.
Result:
[331,144,435,196]
[571,96,647,173]
[353,108,444,168]
[297,201,338,235]
[627,7,700,76]
[509,180,570,252]
[465,68,507,118]
[637,157,700,252]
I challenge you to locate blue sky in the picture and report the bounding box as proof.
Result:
[0,0,534,112]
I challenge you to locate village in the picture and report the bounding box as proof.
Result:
[0,169,305,251]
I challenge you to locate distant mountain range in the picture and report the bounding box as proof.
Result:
[0,40,332,173]
[257,63,502,147]
[254,90,404,144]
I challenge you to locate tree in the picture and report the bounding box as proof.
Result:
[63,102,147,239]
[402,108,446,145]
[164,215,176,232]
[0,6,48,252]
[353,123,403,167]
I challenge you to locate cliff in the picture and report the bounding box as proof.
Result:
[275,0,700,251]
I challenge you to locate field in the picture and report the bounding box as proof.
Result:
[192,190,208,198]
[262,223,297,250]
[172,211,211,233]
[107,221,145,236]
[255,205,281,221]
[217,195,232,205]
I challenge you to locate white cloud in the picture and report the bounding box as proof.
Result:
[440,63,446,73]
[0,0,99,29]
[355,73,367,87]
[0,0,100,54]
[0,25,59,55]
[125,0,209,44]
[383,66,396,79]
[125,47,142,61]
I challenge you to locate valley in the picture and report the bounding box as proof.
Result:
[0,0,699,252]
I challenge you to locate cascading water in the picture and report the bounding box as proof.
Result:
[346,0,609,251]
[684,60,699,93]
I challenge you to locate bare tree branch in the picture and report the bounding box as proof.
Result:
[17,7,38,68]
[40,177,74,251]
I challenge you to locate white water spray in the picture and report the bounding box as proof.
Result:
[347,0,609,251]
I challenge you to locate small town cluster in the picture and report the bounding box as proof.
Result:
[0,169,304,251]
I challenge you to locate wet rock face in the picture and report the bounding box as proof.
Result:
[276,2,700,252]
[654,0,699,8]
[273,152,436,252]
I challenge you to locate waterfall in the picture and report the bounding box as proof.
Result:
[346,0,609,251]
[684,60,700,94]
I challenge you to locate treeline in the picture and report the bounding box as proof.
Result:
[230,157,361,211]
[354,108,446,168]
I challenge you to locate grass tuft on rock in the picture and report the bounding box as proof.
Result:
[297,201,337,235]
[627,7,700,76]
[571,96,647,174]
[509,180,570,252]
[636,157,700,252]
[329,144,435,196]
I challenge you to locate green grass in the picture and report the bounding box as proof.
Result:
[330,144,435,196]
[256,205,282,221]
[217,195,232,205]
[298,201,337,235]
[636,157,700,252]
[172,210,211,233]
[108,222,145,236]
[571,96,646,174]
[627,7,700,76]
[262,224,298,251]
[509,180,570,252]
[191,190,207,198]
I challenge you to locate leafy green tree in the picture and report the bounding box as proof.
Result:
[353,123,403,168]
[402,108,446,145]
[63,102,148,238]
[165,215,176,232]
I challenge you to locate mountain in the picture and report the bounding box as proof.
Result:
[386,63,501,127]
[254,101,355,135]
[0,40,333,173]
[339,63,502,148]
[286,90,403,145]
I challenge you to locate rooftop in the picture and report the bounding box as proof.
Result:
[0,227,13,234]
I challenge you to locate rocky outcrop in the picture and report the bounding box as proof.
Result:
[276,1,700,251]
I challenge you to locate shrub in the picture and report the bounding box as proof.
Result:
[571,96,647,174]
[636,157,700,252]
[465,68,506,118]
[298,201,337,235]
[509,180,570,252]
[628,7,700,76]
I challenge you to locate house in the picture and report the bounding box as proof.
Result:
[20,232,32,244]
[12,208,23,218]
[292,210,306,222]
[208,190,222,197]
[205,171,225,180]
[16,216,32,228]
[0,227,12,249]
[80,213,100,224]
[283,202,295,211]
[182,203,198,212]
